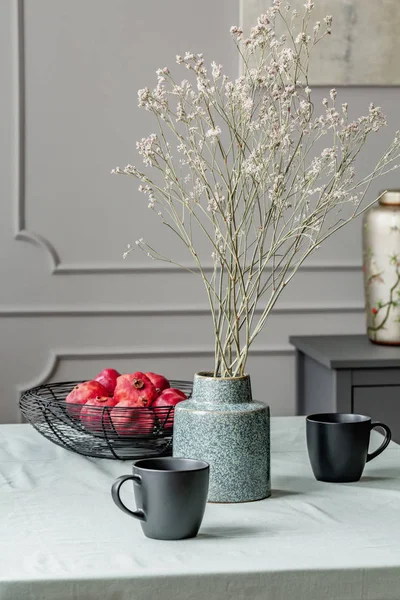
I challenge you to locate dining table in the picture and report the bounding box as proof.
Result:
[1,416,400,600]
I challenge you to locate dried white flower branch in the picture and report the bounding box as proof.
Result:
[113,0,400,377]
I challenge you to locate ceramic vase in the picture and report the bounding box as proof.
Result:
[363,190,400,345]
[172,372,270,503]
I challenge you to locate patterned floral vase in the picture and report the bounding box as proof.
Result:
[363,190,400,345]
[172,372,270,503]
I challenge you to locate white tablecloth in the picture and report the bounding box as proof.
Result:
[1,418,400,600]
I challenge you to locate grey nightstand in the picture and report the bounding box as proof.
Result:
[290,335,400,443]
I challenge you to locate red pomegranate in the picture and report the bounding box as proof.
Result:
[94,368,120,394]
[166,388,187,399]
[144,372,170,395]
[110,404,156,436]
[152,388,187,428]
[114,372,158,407]
[80,395,119,433]
[65,381,109,418]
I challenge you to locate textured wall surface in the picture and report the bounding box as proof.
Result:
[0,0,399,423]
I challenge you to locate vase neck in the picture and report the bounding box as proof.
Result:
[192,372,252,404]
[379,190,400,206]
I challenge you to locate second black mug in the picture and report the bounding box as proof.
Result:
[306,413,391,483]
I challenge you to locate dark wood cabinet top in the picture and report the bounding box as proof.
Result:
[289,335,400,369]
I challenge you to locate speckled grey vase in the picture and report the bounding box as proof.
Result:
[173,372,270,503]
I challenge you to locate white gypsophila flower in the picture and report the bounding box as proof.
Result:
[278,47,295,72]
[330,88,337,101]
[176,101,185,122]
[177,143,187,154]
[207,186,225,213]
[138,87,151,108]
[368,103,387,131]
[304,1,314,10]
[136,134,158,167]
[152,82,167,111]
[196,77,209,94]
[211,62,223,80]
[295,32,306,44]
[325,108,340,128]
[205,126,221,143]
[313,21,320,33]
[230,25,243,39]
[243,148,263,180]
[307,187,323,196]
[243,96,254,114]
[321,147,336,160]
[207,198,218,213]
[123,164,140,176]
[299,99,312,119]
[147,192,156,208]
[138,184,152,194]
[306,156,322,178]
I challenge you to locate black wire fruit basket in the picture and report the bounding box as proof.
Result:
[19,379,193,460]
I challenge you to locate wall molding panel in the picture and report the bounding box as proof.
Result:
[17,345,293,394]
[13,0,62,272]
[0,303,365,317]
[51,261,363,275]
[13,1,362,276]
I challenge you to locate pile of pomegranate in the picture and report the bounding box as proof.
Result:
[65,369,187,437]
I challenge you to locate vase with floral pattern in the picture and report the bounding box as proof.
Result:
[363,190,400,345]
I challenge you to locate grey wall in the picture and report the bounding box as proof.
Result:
[1,0,399,423]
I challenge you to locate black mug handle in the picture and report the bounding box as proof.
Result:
[111,474,146,521]
[367,422,392,462]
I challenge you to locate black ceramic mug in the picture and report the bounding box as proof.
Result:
[306,413,391,483]
[111,457,209,540]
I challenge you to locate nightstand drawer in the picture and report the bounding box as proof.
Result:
[353,386,400,444]
[352,369,400,386]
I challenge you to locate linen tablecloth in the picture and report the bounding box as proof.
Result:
[1,417,400,600]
